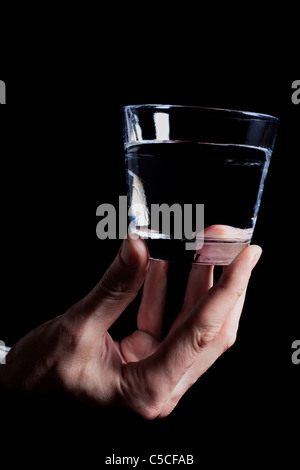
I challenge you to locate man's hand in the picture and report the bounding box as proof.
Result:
[0,237,261,419]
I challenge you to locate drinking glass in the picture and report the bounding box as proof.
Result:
[122,105,279,265]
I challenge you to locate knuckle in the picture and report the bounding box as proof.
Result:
[98,276,124,301]
[120,364,163,420]
[217,273,246,305]
[97,271,135,303]
[232,286,245,301]
[224,285,245,304]
[191,326,219,354]
[139,402,162,421]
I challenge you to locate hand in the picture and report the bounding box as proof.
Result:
[0,237,262,419]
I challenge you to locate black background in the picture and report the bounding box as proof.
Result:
[0,24,299,468]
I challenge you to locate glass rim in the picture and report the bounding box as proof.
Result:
[122,104,280,123]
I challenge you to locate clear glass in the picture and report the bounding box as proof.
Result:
[122,105,279,265]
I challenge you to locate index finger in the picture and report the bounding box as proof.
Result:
[137,259,169,340]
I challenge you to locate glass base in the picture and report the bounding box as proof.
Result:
[145,238,250,265]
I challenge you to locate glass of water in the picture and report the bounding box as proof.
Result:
[122,105,279,265]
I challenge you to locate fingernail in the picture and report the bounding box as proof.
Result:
[120,239,136,266]
[251,246,263,268]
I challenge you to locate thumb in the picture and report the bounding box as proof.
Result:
[73,237,149,331]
